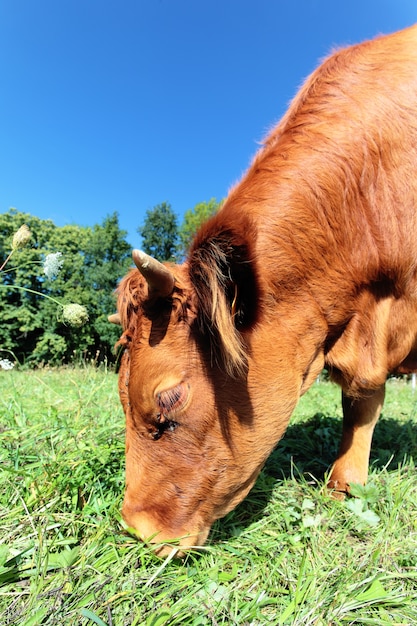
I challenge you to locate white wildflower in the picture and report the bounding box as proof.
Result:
[62,303,89,327]
[0,358,14,370]
[43,252,64,279]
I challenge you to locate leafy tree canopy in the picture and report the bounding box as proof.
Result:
[0,208,131,366]
[178,198,221,259]
[138,202,179,262]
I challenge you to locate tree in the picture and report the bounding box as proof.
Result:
[178,198,221,259]
[138,202,179,261]
[0,208,132,366]
[0,209,58,364]
[83,213,132,360]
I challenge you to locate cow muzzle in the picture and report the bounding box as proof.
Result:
[121,506,211,558]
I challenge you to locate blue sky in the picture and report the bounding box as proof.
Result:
[1,1,416,247]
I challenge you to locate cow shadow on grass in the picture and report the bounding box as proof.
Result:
[211,410,417,544]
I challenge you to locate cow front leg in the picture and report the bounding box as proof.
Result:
[328,384,385,494]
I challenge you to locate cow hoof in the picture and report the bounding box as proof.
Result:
[327,479,349,500]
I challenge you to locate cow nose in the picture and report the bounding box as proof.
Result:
[153,530,211,558]
[121,504,210,557]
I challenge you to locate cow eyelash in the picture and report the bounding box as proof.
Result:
[150,382,189,440]
[156,383,188,415]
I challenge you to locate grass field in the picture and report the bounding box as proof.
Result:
[1,367,416,625]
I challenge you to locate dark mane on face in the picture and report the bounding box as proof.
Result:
[188,212,259,377]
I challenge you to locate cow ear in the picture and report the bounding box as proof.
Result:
[188,223,258,377]
[108,313,121,325]
[115,268,147,333]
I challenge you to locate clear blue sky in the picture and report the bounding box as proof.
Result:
[1,1,416,247]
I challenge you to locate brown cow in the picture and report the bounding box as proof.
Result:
[112,25,417,555]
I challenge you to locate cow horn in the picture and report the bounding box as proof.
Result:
[108,313,121,325]
[132,249,175,297]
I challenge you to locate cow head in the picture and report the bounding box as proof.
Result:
[113,218,325,555]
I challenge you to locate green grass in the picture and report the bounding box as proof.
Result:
[1,368,416,625]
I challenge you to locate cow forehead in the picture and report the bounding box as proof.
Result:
[128,318,201,391]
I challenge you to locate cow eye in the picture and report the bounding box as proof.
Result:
[156,382,189,415]
[151,417,178,440]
